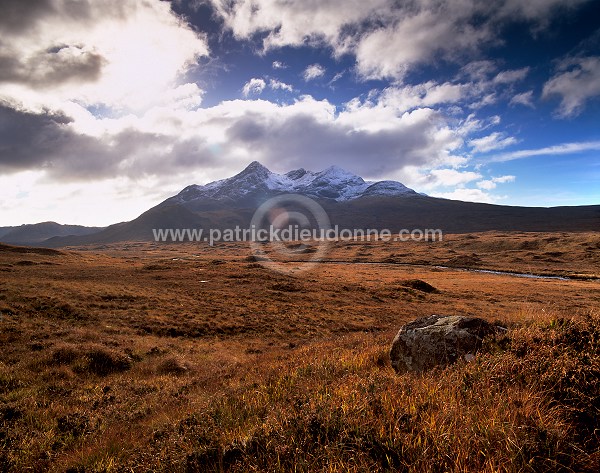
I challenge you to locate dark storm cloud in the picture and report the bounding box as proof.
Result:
[0,0,131,36]
[0,0,56,34]
[0,45,105,87]
[0,104,74,169]
[0,0,145,90]
[0,104,114,175]
[101,129,219,178]
[0,0,108,89]
[0,104,218,180]
[226,110,450,177]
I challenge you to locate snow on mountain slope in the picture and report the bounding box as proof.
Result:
[171,161,418,205]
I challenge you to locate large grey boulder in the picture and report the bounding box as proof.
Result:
[390,315,497,373]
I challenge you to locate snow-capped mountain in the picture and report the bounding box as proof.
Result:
[33,159,600,246]
[170,161,417,206]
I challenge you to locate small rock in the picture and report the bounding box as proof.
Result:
[390,315,498,373]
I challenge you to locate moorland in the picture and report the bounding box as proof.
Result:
[0,231,598,471]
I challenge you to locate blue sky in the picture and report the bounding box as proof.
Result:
[0,0,599,226]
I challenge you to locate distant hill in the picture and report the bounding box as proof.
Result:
[38,162,599,247]
[0,222,104,245]
[0,226,15,239]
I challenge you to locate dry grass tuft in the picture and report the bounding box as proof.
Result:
[50,344,133,376]
[399,279,439,293]
[156,356,190,375]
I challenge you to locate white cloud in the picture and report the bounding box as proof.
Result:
[329,72,345,84]
[395,166,482,190]
[0,170,172,226]
[542,56,600,117]
[476,180,496,190]
[208,0,390,51]
[215,0,485,80]
[0,86,472,184]
[208,0,584,81]
[492,175,516,184]
[454,64,533,110]
[477,175,515,190]
[272,60,287,69]
[498,0,590,21]
[510,91,535,108]
[491,140,600,162]
[492,67,530,84]
[425,169,482,187]
[469,132,518,153]
[0,0,208,113]
[303,64,326,81]
[269,79,293,92]
[336,81,468,136]
[431,187,500,203]
[354,4,492,80]
[461,60,498,81]
[468,93,498,109]
[242,78,267,97]
[380,82,467,111]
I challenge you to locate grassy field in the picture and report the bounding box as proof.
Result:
[0,232,598,471]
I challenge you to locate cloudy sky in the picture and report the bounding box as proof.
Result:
[1,0,599,226]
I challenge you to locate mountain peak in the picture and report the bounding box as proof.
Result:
[169,162,419,206]
[285,168,310,180]
[230,160,272,185]
[315,165,365,188]
[243,161,271,174]
[320,164,360,177]
[324,164,347,173]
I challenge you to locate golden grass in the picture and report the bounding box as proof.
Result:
[168,312,598,473]
[0,233,598,471]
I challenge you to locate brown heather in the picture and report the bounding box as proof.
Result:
[0,232,598,472]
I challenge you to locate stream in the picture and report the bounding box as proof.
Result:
[299,259,575,281]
